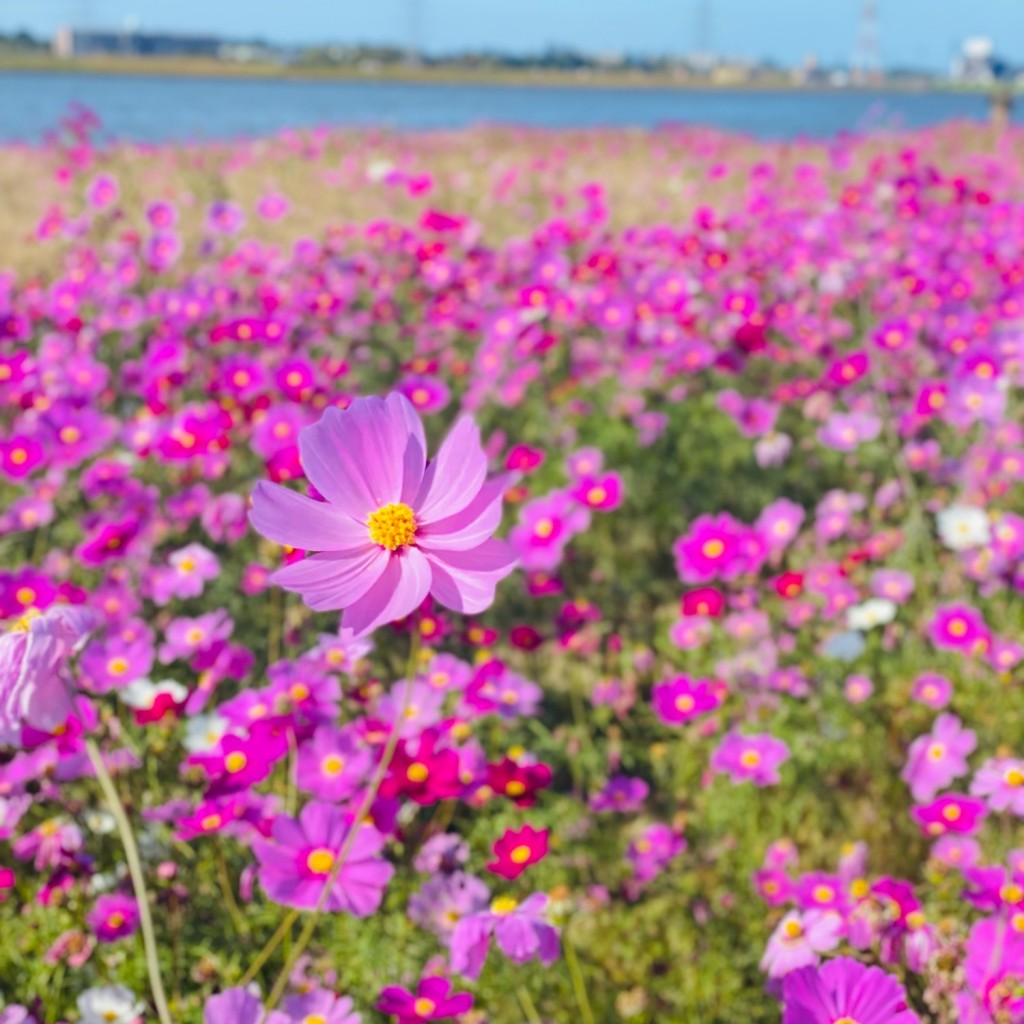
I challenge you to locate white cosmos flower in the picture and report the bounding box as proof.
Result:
[936,505,991,551]
[77,985,144,1024]
[119,677,188,710]
[182,713,228,753]
[847,598,897,631]
[366,158,394,182]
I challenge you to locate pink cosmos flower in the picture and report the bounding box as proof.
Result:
[971,757,1024,815]
[570,472,623,511]
[844,674,874,703]
[450,892,560,979]
[282,990,360,1024]
[296,726,373,803]
[0,605,98,743]
[674,513,765,583]
[626,823,686,885]
[760,910,842,979]
[912,794,988,837]
[204,988,289,1024]
[781,957,921,1023]
[87,893,140,943]
[711,732,790,787]
[250,394,517,636]
[253,800,394,914]
[901,713,977,802]
[651,675,722,725]
[929,604,991,656]
[911,672,952,709]
[509,489,591,572]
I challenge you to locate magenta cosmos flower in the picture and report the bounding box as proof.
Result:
[250,394,517,636]
[377,976,473,1023]
[782,957,921,1024]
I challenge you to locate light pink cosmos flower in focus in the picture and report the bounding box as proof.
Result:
[0,606,98,743]
[250,394,517,636]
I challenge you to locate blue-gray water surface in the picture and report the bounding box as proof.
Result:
[0,71,1016,142]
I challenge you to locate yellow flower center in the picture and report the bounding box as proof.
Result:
[108,657,129,676]
[834,1018,861,1024]
[927,743,945,761]
[107,912,126,928]
[947,618,967,637]
[367,502,417,550]
[1000,884,1023,904]
[586,486,608,505]
[304,1016,328,1024]
[413,998,436,1017]
[1005,768,1024,787]
[200,814,222,830]
[702,538,725,558]
[675,694,695,712]
[740,750,761,768]
[9,609,41,633]
[14,587,36,607]
[407,762,429,783]
[812,885,835,904]
[509,844,532,864]
[306,848,335,875]
[534,518,555,539]
[9,448,28,465]
[491,895,519,916]
[782,919,803,939]
[225,752,247,773]
[505,780,526,797]
[942,804,961,822]
[322,754,345,777]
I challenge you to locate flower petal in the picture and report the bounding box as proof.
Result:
[249,481,367,551]
[417,473,512,551]
[341,546,432,637]
[299,395,426,519]
[270,547,388,611]
[425,538,517,614]
[415,416,487,523]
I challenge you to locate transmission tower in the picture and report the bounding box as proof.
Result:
[692,0,714,70]
[406,0,423,66]
[852,0,882,84]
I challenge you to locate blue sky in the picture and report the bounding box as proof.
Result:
[2,1,1022,72]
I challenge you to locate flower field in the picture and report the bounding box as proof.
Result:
[1,107,1023,1023]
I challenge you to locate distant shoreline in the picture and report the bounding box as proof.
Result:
[0,52,1001,95]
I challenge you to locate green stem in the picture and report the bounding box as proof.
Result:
[260,630,422,1013]
[84,738,173,1024]
[238,909,301,987]
[516,985,543,1024]
[213,837,250,936]
[268,587,283,665]
[565,934,597,1024]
